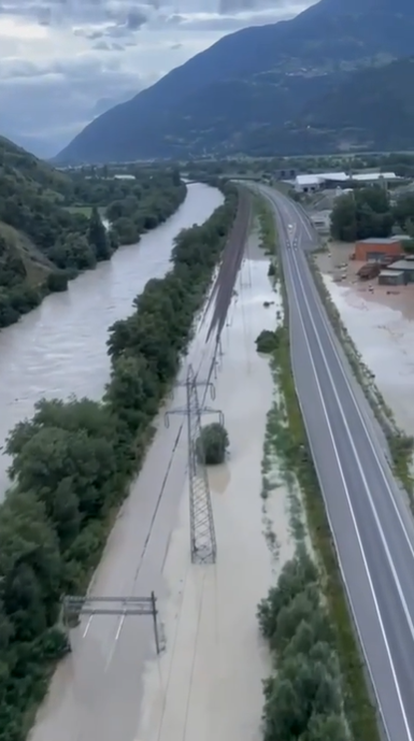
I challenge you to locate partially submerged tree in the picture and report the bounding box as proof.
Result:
[196,422,229,465]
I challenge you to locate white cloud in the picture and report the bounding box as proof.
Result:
[0,0,315,157]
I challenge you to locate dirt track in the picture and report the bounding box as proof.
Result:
[206,187,252,342]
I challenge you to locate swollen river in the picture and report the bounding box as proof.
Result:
[0,182,223,498]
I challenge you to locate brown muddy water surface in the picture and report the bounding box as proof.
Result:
[29,231,295,741]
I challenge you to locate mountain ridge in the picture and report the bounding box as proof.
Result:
[56,0,414,163]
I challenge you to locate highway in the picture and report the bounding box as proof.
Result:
[257,184,414,741]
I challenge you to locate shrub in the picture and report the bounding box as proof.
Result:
[196,422,229,465]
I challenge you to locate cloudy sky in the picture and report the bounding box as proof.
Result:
[0,0,314,158]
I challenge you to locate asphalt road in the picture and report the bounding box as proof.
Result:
[256,184,414,741]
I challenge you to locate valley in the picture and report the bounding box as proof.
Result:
[3,0,414,740]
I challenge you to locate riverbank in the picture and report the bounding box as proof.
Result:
[0,163,187,331]
[0,183,223,499]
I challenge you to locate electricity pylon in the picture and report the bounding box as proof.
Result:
[165,364,224,564]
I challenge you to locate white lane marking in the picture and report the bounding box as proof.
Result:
[104,613,126,672]
[292,247,414,634]
[283,248,411,741]
[295,242,414,564]
[82,615,93,638]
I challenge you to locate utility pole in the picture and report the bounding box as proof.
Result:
[165,364,224,564]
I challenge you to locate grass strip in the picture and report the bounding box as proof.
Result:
[257,193,381,741]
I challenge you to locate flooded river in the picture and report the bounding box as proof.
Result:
[0,182,223,498]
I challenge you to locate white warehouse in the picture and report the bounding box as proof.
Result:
[294,171,400,193]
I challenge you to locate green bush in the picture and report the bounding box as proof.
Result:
[196,423,229,465]
[258,550,348,741]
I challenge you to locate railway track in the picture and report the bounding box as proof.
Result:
[205,187,252,343]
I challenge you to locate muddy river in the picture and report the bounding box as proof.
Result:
[0,182,223,498]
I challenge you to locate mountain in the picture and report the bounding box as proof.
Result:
[241,56,414,156]
[293,56,414,155]
[56,0,414,163]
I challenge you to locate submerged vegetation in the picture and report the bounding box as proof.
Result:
[196,422,229,465]
[0,181,239,741]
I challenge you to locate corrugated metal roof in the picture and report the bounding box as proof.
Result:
[388,260,414,271]
[322,172,349,181]
[379,269,404,277]
[353,171,398,181]
[295,175,322,186]
[359,237,400,244]
[295,171,399,187]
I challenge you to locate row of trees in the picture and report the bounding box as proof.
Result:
[257,548,349,741]
[0,181,239,741]
[330,186,414,243]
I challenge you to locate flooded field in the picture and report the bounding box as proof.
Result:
[319,271,414,438]
[29,228,296,741]
[134,233,295,741]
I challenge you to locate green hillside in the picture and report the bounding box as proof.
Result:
[0,137,186,328]
[241,56,414,156]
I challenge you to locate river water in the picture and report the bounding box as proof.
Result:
[0,182,223,498]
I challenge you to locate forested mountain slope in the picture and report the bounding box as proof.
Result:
[56,0,414,162]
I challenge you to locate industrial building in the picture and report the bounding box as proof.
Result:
[294,171,400,193]
[378,269,405,287]
[354,237,403,262]
[383,258,414,284]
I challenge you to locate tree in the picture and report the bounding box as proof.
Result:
[0,491,62,638]
[330,194,357,242]
[256,329,279,354]
[196,423,229,465]
[105,354,159,431]
[87,206,111,261]
[392,194,414,230]
[330,186,393,242]
[304,713,348,741]
[257,549,318,640]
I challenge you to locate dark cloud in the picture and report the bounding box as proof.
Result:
[219,0,256,11]
[0,56,144,156]
[126,9,147,29]
[0,0,316,156]
[92,39,125,50]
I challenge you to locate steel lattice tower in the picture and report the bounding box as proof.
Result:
[165,361,223,565]
[186,365,217,564]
